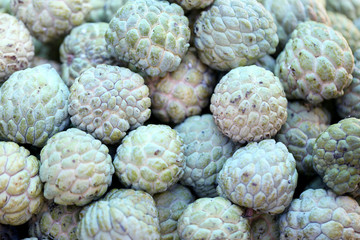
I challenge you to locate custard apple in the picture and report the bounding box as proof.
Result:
[147,49,216,124]
[11,0,92,43]
[0,141,44,226]
[39,128,114,206]
[154,184,195,240]
[104,0,128,22]
[275,21,354,105]
[174,114,236,197]
[217,139,298,215]
[0,64,69,147]
[279,188,360,239]
[210,65,288,143]
[0,13,34,82]
[105,0,191,77]
[31,56,61,75]
[68,64,151,145]
[86,0,106,22]
[177,197,251,240]
[114,124,185,195]
[275,101,331,175]
[326,0,360,29]
[193,0,278,71]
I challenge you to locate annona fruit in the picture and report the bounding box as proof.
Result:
[275,21,354,105]
[0,13,34,83]
[104,0,129,22]
[39,128,114,206]
[326,0,360,29]
[210,65,287,143]
[105,0,191,77]
[193,0,278,71]
[217,139,298,215]
[86,0,106,22]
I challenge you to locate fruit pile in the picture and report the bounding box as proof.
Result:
[1,0,360,239]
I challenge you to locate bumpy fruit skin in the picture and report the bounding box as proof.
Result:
[175,114,236,197]
[11,0,91,43]
[279,189,360,239]
[147,49,216,124]
[37,202,81,240]
[326,0,360,28]
[68,65,151,145]
[169,0,214,10]
[313,117,360,196]
[154,184,195,240]
[114,124,185,195]
[194,0,278,71]
[210,65,287,143]
[31,56,61,74]
[217,139,298,215]
[0,64,69,147]
[0,13,34,82]
[177,197,251,240]
[104,0,128,22]
[77,190,160,240]
[0,142,44,226]
[60,22,118,87]
[105,0,191,77]
[275,21,354,105]
[39,128,114,206]
[86,0,106,22]
[328,11,360,52]
[275,101,330,176]
[259,0,330,48]
[337,50,360,118]
[249,214,279,240]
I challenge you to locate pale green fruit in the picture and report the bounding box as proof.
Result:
[86,0,106,22]
[104,0,129,22]
[326,0,360,29]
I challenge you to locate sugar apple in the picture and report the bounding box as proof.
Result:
[312,117,360,197]
[68,64,151,145]
[0,141,44,226]
[174,114,236,197]
[154,184,195,240]
[279,188,360,239]
[11,0,92,43]
[0,13,34,82]
[147,49,216,124]
[0,64,69,147]
[249,213,279,240]
[259,0,330,48]
[60,22,119,87]
[39,128,114,206]
[326,0,360,29]
[217,139,298,215]
[86,0,106,22]
[104,0,128,22]
[337,49,360,118]
[105,0,191,77]
[210,65,288,143]
[76,189,160,240]
[177,197,251,240]
[31,56,61,75]
[275,21,354,105]
[114,124,185,195]
[275,101,331,176]
[168,0,214,11]
[27,199,50,239]
[193,0,278,71]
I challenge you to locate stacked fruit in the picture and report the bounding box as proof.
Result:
[1,0,360,239]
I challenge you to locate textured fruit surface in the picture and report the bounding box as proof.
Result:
[114,124,185,194]
[104,0,128,22]
[0,142,44,226]
[0,13,34,82]
[11,0,91,43]
[154,184,195,240]
[279,188,360,239]
[259,0,330,47]
[60,22,118,87]
[31,56,61,74]
[148,49,215,124]
[275,101,330,175]
[210,65,287,143]
[86,0,106,22]
[326,0,360,28]
[249,213,279,240]
[175,114,236,197]
[194,0,278,71]
[76,192,160,239]
[68,64,151,145]
[105,0,190,77]
[217,139,298,215]
[275,21,354,105]
[177,197,250,240]
[255,55,276,73]
[40,128,114,206]
[0,64,69,147]
[169,0,214,10]
[337,49,360,118]
[313,117,360,196]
